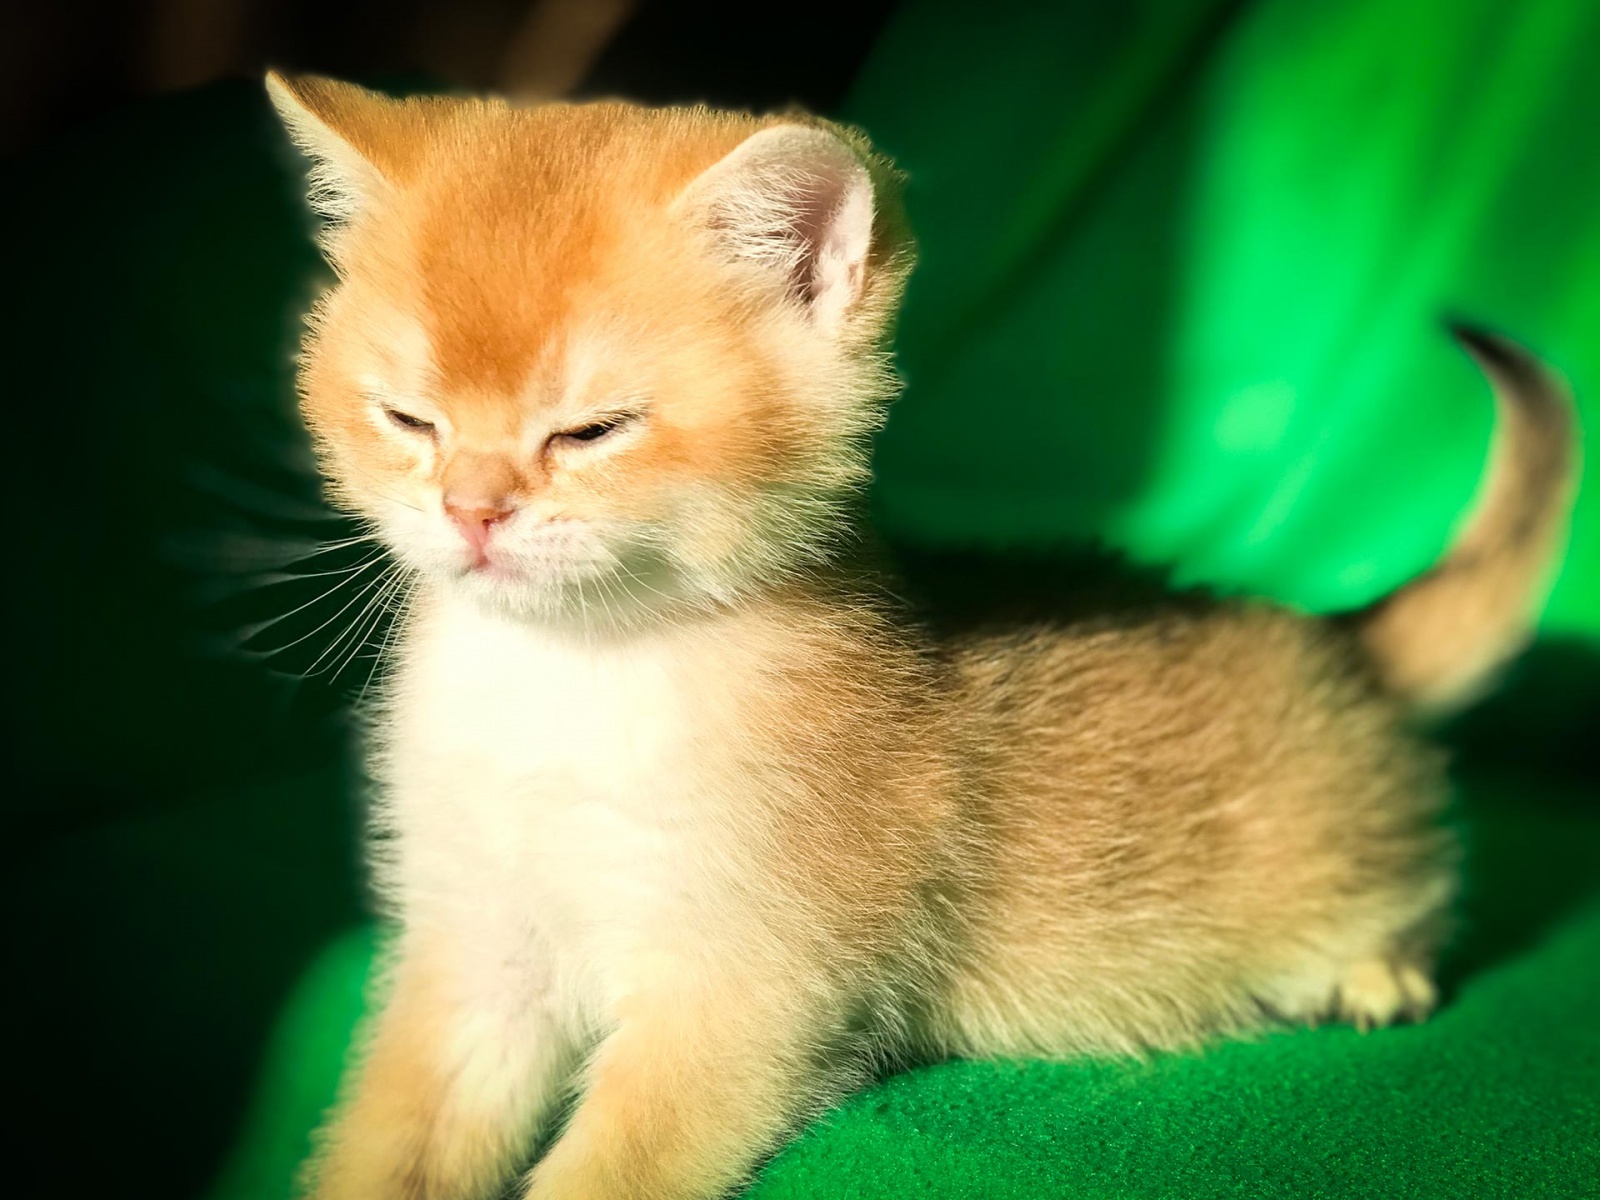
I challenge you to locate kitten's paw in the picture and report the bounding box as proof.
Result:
[1335,959,1436,1031]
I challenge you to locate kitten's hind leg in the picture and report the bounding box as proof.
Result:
[1335,958,1438,1032]
[306,938,577,1200]
[1253,950,1438,1034]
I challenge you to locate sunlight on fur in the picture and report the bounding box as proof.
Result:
[263,71,1578,1200]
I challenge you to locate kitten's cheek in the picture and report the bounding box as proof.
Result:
[375,519,458,579]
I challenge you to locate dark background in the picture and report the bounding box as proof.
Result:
[0,0,900,157]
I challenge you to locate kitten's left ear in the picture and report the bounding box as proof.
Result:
[265,71,404,222]
[676,124,881,335]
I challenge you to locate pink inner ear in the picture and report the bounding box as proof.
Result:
[687,125,875,331]
[809,171,874,327]
[789,167,873,313]
[788,188,831,306]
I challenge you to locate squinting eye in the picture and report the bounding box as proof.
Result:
[554,412,638,447]
[385,408,436,435]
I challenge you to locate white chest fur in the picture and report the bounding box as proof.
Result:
[377,591,760,1012]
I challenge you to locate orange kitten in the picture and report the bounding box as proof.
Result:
[265,73,1577,1200]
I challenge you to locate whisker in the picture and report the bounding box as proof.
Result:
[234,552,389,638]
[320,568,403,682]
[612,557,681,608]
[300,531,384,554]
[358,569,417,682]
[255,559,394,658]
[592,561,633,633]
[357,569,419,707]
[301,564,399,678]
[165,520,372,575]
[282,560,387,585]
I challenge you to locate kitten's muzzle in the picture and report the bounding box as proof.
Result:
[446,499,515,567]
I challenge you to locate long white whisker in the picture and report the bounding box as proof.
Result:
[322,568,403,682]
[612,556,684,610]
[360,569,417,681]
[237,553,388,637]
[262,561,394,658]
[275,553,388,583]
[592,562,632,633]
[297,531,384,554]
[357,570,419,707]
[302,565,399,678]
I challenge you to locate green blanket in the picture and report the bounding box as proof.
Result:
[7,2,1596,1198]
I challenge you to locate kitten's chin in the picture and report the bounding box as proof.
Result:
[449,559,593,615]
[442,556,692,631]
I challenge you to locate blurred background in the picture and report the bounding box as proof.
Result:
[4,2,1597,1198]
[0,0,898,155]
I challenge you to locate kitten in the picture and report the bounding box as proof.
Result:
[265,72,1578,1200]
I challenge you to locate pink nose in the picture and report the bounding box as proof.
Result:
[446,500,514,555]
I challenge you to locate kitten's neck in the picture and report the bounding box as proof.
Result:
[417,558,895,649]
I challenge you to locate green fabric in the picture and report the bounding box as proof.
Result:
[858,0,1600,633]
[8,1,1598,1198]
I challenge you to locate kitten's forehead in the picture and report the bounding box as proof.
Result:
[404,186,600,399]
[367,105,757,401]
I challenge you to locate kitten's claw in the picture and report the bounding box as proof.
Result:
[1335,959,1437,1030]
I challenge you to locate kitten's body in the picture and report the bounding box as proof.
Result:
[263,75,1577,1199]
[387,585,1445,1060]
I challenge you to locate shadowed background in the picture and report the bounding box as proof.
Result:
[4,2,1596,1198]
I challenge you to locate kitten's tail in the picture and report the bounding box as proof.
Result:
[1349,323,1580,717]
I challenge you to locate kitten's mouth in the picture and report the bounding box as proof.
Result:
[447,519,608,588]
[464,551,517,580]
[465,549,495,573]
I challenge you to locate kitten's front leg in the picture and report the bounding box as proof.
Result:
[307,938,576,1200]
[523,973,850,1200]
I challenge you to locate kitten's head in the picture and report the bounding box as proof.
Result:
[267,73,912,625]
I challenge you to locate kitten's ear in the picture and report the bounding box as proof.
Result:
[676,124,877,334]
[265,71,399,221]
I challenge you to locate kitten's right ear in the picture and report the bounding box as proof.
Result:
[265,71,397,222]
[674,124,880,336]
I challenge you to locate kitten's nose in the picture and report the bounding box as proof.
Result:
[445,500,515,554]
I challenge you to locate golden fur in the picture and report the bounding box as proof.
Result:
[265,72,1577,1200]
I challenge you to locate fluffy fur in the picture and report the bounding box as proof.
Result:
[264,72,1578,1200]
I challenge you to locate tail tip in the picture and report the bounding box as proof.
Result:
[1441,316,1558,403]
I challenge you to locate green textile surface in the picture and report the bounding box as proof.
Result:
[6,2,1597,1198]
[858,0,1600,633]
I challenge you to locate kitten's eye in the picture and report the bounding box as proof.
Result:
[553,412,638,448]
[385,408,436,435]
